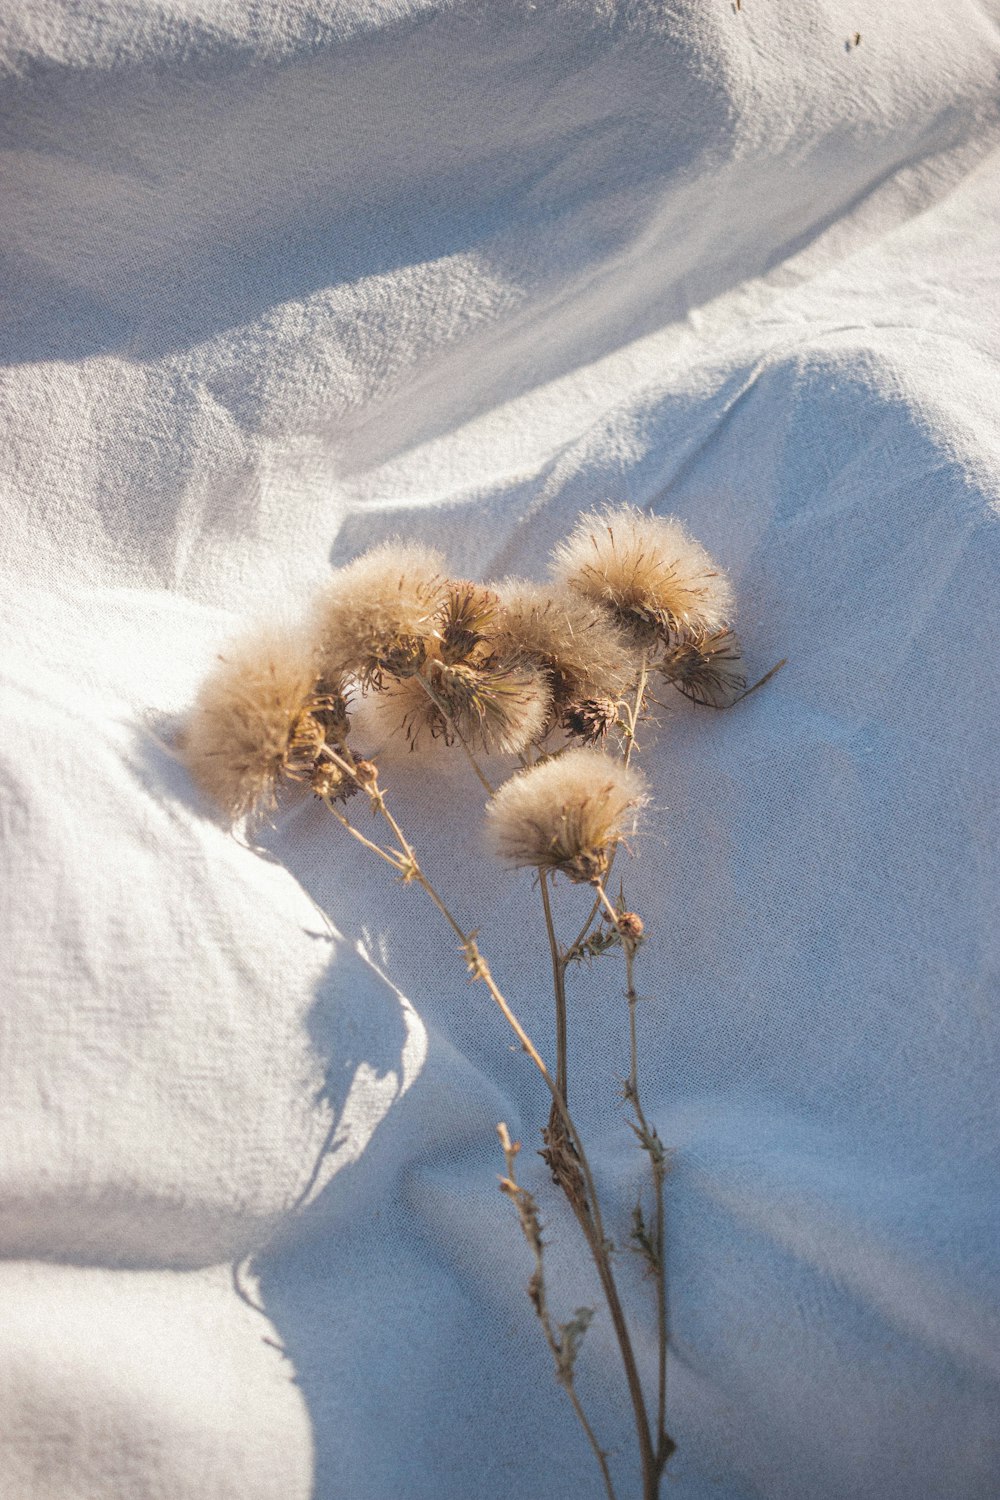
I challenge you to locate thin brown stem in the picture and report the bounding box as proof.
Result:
[321,796,406,872]
[627,939,669,1470]
[539,871,568,1103]
[567,653,649,958]
[497,1125,618,1500]
[596,879,674,1476]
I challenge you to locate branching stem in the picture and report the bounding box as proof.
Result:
[322,782,659,1499]
[497,1124,617,1500]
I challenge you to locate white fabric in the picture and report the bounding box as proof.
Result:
[2,2,999,1495]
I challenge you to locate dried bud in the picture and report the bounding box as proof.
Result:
[489,580,636,721]
[182,626,322,822]
[310,759,349,800]
[310,678,352,742]
[561,697,618,744]
[315,540,446,688]
[351,757,379,787]
[616,911,645,943]
[372,657,551,756]
[437,582,500,664]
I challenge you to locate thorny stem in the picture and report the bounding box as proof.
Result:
[415,670,496,795]
[323,780,659,1500]
[595,880,674,1476]
[497,1124,618,1500]
[321,796,405,872]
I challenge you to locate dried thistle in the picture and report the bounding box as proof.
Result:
[485,747,648,883]
[551,504,733,649]
[561,697,620,745]
[181,626,329,821]
[489,579,636,724]
[660,628,746,708]
[316,540,447,687]
[373,655,550,756]
[437,581,501,664]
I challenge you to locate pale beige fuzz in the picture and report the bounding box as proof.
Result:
[551,504,733,642]
[490,579,638,710]
[315,540,447,680]
[371,658,551,756]
[182,626,319,821]
[485,747,648,878]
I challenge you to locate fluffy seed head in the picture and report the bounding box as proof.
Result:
[316,540,447,686]
[661,628,746,708]
[490,579,637,720]
[551,504,733,647]
[372,657,550,756]
[485,747,648,882]
[182,626,324,821]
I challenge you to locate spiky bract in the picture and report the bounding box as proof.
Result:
[485,748,648,882]
[437,581,501,664]
[182,626,329,821]
[661,629,746,708]
[317,540,447,687]
[551,505,733,648]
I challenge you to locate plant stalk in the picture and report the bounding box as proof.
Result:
[323,783,659,1499]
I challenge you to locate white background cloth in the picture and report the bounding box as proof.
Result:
[2,2,999,1496]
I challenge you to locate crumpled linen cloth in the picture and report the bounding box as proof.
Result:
[1,2,999,1496]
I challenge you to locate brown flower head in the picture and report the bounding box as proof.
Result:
[660,628,746,708]
[561,697,619,744]
[182,626,332,821]
[550,504,733,649]
[485,747,648,882]
[316,540,447,687]
[436,581,501,664]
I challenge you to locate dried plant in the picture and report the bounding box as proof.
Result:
[489,578,637,734]
[179,507,780,1500]
[661,627,747,708]
[552,503,733,649]
[181,626,339,821]
[315,539,446,686]
[373,654,551,757]
[485,749,647,883]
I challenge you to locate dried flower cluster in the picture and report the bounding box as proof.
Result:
[183,505,747,838]
[181,503,772,1500]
